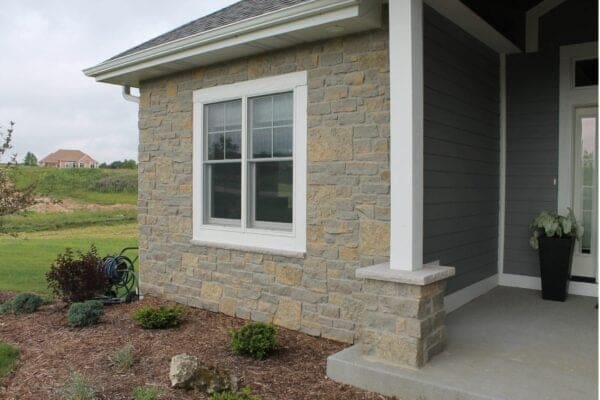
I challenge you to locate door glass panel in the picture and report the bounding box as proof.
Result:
[578,115,597,254]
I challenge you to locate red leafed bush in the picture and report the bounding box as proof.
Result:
[46,245,110,303]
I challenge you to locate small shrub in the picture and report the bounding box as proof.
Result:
[46,245,110,303]
[109,342,135,371]
[230,322,277,360]
[132,386,163,400]
[0,342,19,381]
[210,387,262,400]
[132,306,184,329]
[58,372,96,400]
[0,293,43,315]
[67,300,104,327]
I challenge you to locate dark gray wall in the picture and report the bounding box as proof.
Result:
[423,6,500,293]
[504,0,597,276]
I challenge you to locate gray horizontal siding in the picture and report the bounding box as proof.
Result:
[503,0,597,277]
[504,52,558,277]
[423,6,500,294]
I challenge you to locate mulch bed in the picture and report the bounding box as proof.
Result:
[0,294,394,400]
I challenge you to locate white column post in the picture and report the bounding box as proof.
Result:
[389,0,424,271]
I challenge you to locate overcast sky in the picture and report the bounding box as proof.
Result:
[0,0,237,164]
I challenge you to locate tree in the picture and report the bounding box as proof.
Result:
[0,121,35,218]
[108,159,137,169]
[23,151,38,166]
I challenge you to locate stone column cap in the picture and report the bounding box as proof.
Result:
[356,263,455,286]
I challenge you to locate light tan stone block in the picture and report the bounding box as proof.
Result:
[359,220,390,256]
[274,299,302,330]
[201,282,223,302]
[220,297,237,317]
[308,127,353,161]
[166,81,177,97]
[275,264,303,286]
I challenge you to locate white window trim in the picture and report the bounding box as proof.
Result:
[192,71,307,256]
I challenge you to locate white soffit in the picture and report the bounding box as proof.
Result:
[83,0,382,87]
[425,0,521,54]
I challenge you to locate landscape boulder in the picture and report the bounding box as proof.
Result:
[169,354,239,394]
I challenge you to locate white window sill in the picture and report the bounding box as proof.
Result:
[190,239,306,259]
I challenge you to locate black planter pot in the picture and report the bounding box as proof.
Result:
[538,236,575,302]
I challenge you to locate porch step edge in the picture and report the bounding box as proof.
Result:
[326,345,498,400]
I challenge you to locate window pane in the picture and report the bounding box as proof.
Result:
[575,59,598,87]
[582,210,592,253]
[579,115,596,254]
[254,161,293,224]
[249,92,293,160]
[225,131,241,159]
[273,126,293,157]
[251,96,273,128]
[205,99,241,161]
[206,103,225,133]
[207,133,224,160]
[273,92,293,126]
[225,100,242,131]
[207,163,241,220]
[252,128,272,158]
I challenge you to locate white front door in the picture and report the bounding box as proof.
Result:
[558,42,598,280]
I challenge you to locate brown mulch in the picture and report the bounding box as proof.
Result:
[0,295,394,400]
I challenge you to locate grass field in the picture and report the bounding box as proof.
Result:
[10,166,137,205]
[0,210,137,234]
[0,224,138,295]
[0,167,139,295]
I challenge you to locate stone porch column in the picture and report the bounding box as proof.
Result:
[355,264,454,368]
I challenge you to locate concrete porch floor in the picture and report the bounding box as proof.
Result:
[327,286,598,400]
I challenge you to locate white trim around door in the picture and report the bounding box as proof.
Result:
[558,41,598,279]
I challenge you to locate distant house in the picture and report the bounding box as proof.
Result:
[39,149,99,168]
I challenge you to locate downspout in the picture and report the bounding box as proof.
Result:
[122,86,140,103]
[121,85,142,300]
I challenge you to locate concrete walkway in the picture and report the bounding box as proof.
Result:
[328,286,598,400]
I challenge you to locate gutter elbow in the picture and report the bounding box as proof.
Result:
[122,86,140,104]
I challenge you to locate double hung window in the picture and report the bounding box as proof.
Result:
[193,72,307,255]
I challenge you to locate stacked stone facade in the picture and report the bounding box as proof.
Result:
[138,28,391,344]
[358,277,447,368]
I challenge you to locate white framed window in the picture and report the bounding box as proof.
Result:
[192,71,307,256]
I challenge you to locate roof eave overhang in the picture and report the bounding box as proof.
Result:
[83,0,383,87]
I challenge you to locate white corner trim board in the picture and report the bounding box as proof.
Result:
[525,0,567,52]
[388,0,424,271]
[444,274,499,313]
[499,273,598,297]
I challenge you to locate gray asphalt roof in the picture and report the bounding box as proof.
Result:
[109,0,313,60]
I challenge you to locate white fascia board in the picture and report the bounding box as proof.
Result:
[83,0,379,85]
[425,0,521,54]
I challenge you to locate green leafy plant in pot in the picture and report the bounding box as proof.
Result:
[529,208,583,301]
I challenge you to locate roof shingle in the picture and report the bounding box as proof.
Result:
[110,0,312,60]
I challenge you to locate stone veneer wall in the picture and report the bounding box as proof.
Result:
[138,28,390,344]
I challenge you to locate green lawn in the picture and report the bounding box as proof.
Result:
[0,342,19,381]
[0,210,137,234]
[10,166,137,205]
[0,224,138,295]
